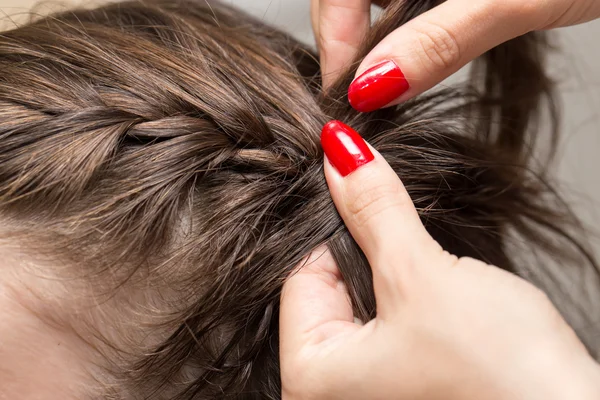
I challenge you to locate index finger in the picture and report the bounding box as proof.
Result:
[349,0,545,111]
[321,121,444,313]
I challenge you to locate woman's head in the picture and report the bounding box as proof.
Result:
[0,0,595,398]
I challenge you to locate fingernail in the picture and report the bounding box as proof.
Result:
[348,60,409,113]
[321,120,374,177]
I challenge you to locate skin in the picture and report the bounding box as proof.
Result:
[0,252,88,400]
[312,0,600,94]
[279,145,600,399]
[0,245,167,400]
[2,2,599,397]
[278,3,600,397]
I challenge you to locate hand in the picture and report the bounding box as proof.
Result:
[279,120,600,400]
[312,0,600,110]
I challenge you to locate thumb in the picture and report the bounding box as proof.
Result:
[348,0,544,112]
[279,246,357,365]
[321,120,442,313]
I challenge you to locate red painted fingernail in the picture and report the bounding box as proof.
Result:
[348,60,409,113]
[321,120,374,177]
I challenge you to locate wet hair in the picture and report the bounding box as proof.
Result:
[0,0,597,398]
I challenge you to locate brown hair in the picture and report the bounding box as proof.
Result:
[0,0,596,398]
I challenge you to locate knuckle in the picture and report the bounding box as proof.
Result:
[345,178,405,229]
[440,250,460,267]
[513,0,543,18]
[411,21,462,72]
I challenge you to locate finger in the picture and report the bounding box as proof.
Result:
[280,246,357,360]
[348,0,547,112]
[317,0,371,88]
[321,121,441,308]
[310,0,320,47]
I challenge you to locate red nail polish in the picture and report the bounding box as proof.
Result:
[321,120,374,176]
[348,60,409,113]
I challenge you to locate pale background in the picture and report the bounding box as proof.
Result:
[2,1,600,336]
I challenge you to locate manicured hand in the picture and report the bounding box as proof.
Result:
[279,120,600,400]
[311,0,600,111]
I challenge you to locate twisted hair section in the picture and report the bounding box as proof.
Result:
[0,0,595,398]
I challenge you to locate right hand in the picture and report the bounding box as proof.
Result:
[280,120,600,400]
[312,0,600,108]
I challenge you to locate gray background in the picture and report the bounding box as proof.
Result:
[1,1,598,255]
